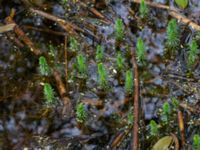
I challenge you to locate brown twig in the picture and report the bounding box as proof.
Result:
[4,9,41,55]
[0,23,16,33]
[29,8,99,41]
[53,70,73,117]
[178,110,186,150]
[64,36,68,92]
[133,0,177,11]
[23,25,66,36]
[169,11,200,31]
[131,49,139,150]
[133,0,200,31]
[78,1,111,24]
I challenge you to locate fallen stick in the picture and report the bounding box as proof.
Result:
[29,8,99,41]
[131,49,139,150]
[53,70,73,117]
[0,23,16,33]
[178,111,186,150]
[133,0,200,31]
[78,1,111,24]
[4,9,41,55]
[169,11,200,31]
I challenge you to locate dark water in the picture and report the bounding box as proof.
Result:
[0,0,199,149]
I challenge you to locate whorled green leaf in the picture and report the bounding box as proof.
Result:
[151,136,173,150]
[175,0,188,9]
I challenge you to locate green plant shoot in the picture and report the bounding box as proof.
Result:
[76,103,87,123]
[39,56,51,76]
[70,37,79,51]
[43,83,55,105]
[116,52,125,71]
[192,134,200,150]
[127,110,134,125]
[161,102,171,122]
[76,54,87,76]
[175,0,188,9]
[97,63,108,89]
[125,70,133,94]
[49,44,56,58]
[139,0,148,18]
[115,18,124,41]
[150,120,159,136]
[188,40,198,68]
[171,97,179,109]
[96,45,104,62]
[136,37,145,63]
[166,19,179,50]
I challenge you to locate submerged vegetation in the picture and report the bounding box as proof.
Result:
[187,40,199,68]
[76,103,87,123]
[43,83,55,105]
[39,56,51,76]
[125,70,133,94]
[166,19,179,51]
[136,37,146,64]
[139,0,149,18]
[115,18,124,42]
[76,54,87,77]
[97,63,108,89]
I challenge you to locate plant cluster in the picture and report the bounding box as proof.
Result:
[149,120,159,136]
[139,0,149,18]
[96,45,104,62]
[161,102,171,122]
[136,37,146,64]
[97,63,108,89]
[69,37,79,51]
[166,19,180,50]
[76,54,87,77]
[125,70,133,94]
[76,103,87,123]
[187,40,199,68]
[115,18,124,42]
[193,134,200,150]
[116,52,125,71]
[39,56,51,76]
[43,83,55,105]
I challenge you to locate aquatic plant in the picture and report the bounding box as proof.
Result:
[161,102,171,122]
[43,83,55,105]
[116,52,125,71]
[187,40,198,68]
[192,134,200,150]
[139,0,148,18]
[150,120,159,136]
[49,44,56,58]
[175,0,188,9]
[127,110,134,125]
[76,54,87,76]
[96,45,104,62]
[69,37,79,51]
[76,103,87,123]
[115,18,124,41]
[196,32,200,42]
[166,19,179,50]
[171,97,179,109]
[97,63,108,89]
[136,37,145,64]
[39,56,51,76]
[125,70,133,94]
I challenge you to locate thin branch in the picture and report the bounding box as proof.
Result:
[131,49,139,150]
[4,9,41,55]
[178,110,186,150]
[133,0,200,31]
